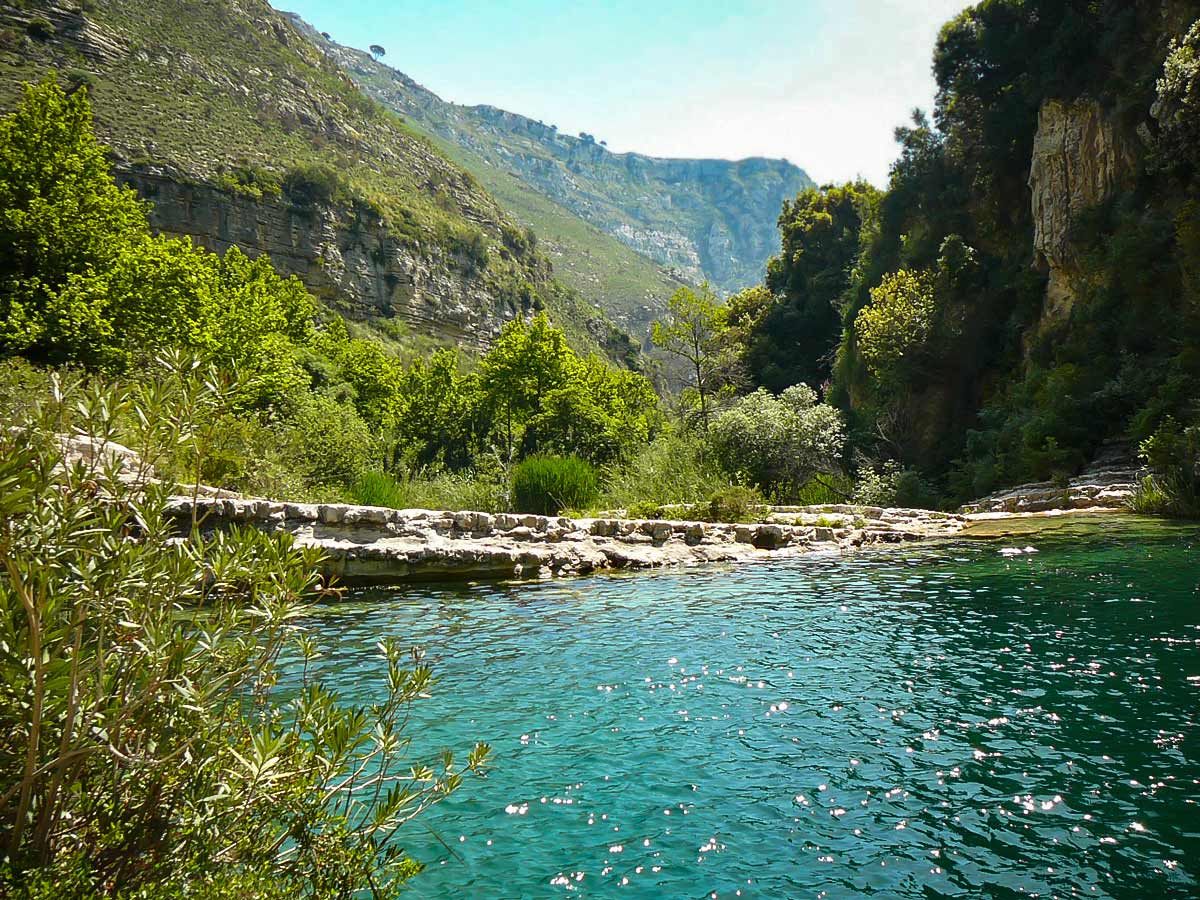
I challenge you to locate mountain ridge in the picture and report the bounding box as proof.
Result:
[288,16,815,306]
[0,0,639,364]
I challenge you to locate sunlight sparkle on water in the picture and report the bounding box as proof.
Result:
[284,524,1200,900]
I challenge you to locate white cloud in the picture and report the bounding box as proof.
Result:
[593,0,967,185]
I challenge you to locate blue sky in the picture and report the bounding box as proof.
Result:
[276,0,968,185]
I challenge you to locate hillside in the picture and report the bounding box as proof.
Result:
[735,0,1200,503]
[0,0,638,363]
[290,21,814,307]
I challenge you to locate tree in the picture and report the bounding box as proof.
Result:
[369,44,386,61]
[0,79,318,372]
[329,337,405,432]
[480,312,576,459]
[0,359,488,897]
[392,349,478,469]
[709,384,845,501]
[741,182,880,391]
[0,79,148,365]
[853,269,936,384]
[651,283,734,430]
[475,314,661,466]
[527,356,661,466]
[1152,18,1200,177]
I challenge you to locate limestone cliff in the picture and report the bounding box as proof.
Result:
[1028,98,1137,324]
[0,0,630,358]
[119,168,520,345]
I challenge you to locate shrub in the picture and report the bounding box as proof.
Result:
[893,468,940,509]
[1129,474,1173,515]
[1130,418,1200,517]
[26,17,53,39]
[216,163,282,199]
[707,484,764,523]
[853,461,903,506]
[1152,18,1200,175]
[709,385,845,501]
[446,225,489,270]
[65,69,93,93]
[282,162,349,207]
[282,396,378,489]
[511,454,599,515]
[0,361,488,897]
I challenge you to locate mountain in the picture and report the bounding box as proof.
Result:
[288,20,815,313]
[0,0,638,364]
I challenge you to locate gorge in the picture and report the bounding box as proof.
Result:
[1,1,1199,898]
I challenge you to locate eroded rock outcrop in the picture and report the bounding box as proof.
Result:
[165,498,971,586]
[120,170,515,345]
[961,444,1142,515]
[1029,99,1137,323]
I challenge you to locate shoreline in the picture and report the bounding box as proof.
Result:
[165,496,1133,587]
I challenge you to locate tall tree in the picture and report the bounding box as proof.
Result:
[736,182,879,392]
[651,283,731,430]
[480,312,576,459]
[0,80,147,364]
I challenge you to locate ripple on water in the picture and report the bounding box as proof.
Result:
[282,524,1200,900]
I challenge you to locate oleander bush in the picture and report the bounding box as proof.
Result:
[0,359,489,899]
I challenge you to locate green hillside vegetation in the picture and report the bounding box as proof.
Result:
[0,81,663,508]
[419,128,688,341]
[0,0,636,363]
[730,0,1200,514]
[0,77,862,526]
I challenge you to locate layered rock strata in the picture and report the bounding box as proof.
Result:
[119,170,512,346]
[165,498,971,586]
[961,466,1141,515]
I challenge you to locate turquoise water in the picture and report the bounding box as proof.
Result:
[292,520,1200,899]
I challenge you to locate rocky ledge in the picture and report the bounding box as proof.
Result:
[961,462,1141,515]
[165,497,970,586]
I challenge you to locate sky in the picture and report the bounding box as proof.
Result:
[276,0,968,186]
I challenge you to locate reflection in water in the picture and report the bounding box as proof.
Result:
[284,523,1200,899]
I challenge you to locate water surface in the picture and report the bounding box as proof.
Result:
[292,519,1200,899]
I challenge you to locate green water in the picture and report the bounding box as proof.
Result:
[291,519,1200,899]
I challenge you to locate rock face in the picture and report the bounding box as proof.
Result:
[961,444,1142,514]
[120,170,514,344]
[165,498,970,587]
[297,25,815,296]
[0,0,615,355]
[0,0,127,63]
[1029,99,1136,323]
